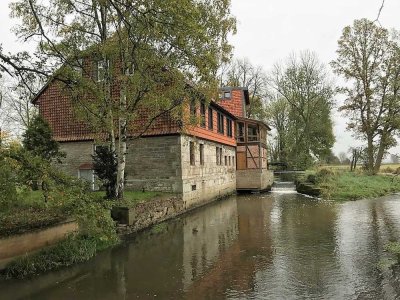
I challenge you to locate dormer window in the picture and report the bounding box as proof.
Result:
[223,91,231,99]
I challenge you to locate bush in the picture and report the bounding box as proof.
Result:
[1,179,119,279]
[92,146,117,199]
[0,158,18,210]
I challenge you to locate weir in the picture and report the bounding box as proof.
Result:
[271,170,305,194]
[271,181,297,193]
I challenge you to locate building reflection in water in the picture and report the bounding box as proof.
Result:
[3,194,400,299]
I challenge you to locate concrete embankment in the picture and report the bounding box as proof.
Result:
[0,220,78,270]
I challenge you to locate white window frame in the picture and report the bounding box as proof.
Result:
[97,60,109,82]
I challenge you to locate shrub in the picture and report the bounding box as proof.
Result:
[92,146,117,199]
[0,158,18,210]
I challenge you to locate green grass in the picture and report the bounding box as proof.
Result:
[0,190,70,237]
[1,233,118,279]
[0,189,169,237]
[315,171,400,201]
[94,190,169,208]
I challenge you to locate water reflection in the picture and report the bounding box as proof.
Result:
[2,193,400,299]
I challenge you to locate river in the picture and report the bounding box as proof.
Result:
[2,192,400,299]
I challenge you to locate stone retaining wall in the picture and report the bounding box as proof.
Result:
[114,193,234,236]
[114,195,184,235]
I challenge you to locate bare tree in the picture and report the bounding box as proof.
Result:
[349,147,363,172]
[221,58,268,120]
[338,152,348,164]
[0,75,38,137]
[390,154,399,164]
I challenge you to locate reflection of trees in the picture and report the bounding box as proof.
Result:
[184,195,275,299]
[271,195,338,297]
[335,198,400,299]
[6,195,400,300]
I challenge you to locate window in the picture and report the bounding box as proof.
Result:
[223,91,231,99]
[227,118,233,137]
[229,156,231,166]
[219,148,223,165]
[232,156,235,167]
[248,124,259,142]
[216,147,220,165]
[125,62,134,76]
[200,144,204,165]
[200,103,206,127]
[208,107,213,130]
[96,60,109,82]
[237,122,245,142]
[190,141,195,165]
[217,112,224,134]
[224,156,227,166]
[190,99,196,122]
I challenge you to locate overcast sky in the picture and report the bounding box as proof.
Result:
[1,0,400,156]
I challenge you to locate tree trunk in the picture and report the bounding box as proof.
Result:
[373,133,387,174]
[350,153,355,171]
[366,135,375,174]
[115,81,128,200]
[116,123,127,200]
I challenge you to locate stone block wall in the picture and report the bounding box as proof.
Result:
[59,141,94,176]
[261,169,274,191]
[115,195,184,235]
[125,135,182,193]
[236,169,274,191]
[180,135,236,208]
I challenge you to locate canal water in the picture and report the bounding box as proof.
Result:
[2,192,400,299]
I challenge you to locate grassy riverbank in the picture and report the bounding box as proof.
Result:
[300,169,400,201]
[0,188,172,279]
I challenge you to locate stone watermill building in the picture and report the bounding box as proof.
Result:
[33,78,273,209]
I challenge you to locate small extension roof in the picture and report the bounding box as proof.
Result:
[238,116,271,131]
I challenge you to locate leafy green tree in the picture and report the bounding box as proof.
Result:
[268,51,335,169]
[22,115,62,161]
[1,0,236,199]
[331,19,400,174]
[265,97,289,163]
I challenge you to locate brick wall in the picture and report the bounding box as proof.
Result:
[217,89,246,118]
[180,135,236,208]
[37,80,181,142]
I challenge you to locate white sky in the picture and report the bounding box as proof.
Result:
[1,0,400,157]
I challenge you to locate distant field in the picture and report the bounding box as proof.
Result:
[318,163,400,173]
